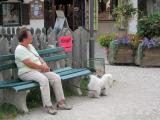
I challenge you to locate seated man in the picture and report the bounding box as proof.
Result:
[15,27,72,115]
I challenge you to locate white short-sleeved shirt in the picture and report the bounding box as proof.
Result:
[15,44,41,75]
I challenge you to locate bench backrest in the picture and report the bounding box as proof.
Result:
[0,47,68,72]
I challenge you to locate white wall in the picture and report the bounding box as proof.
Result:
[25,19,44,30]
[24,0,44,3]
[128,0,138,34]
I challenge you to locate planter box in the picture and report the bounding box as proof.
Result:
[139,48,160,67]
[108,44,134,64]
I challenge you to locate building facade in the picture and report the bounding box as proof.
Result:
[0,0,86,30]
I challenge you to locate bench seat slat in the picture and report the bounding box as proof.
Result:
[56,68,89,76]
[0,81,35,89]
[54,67,72,73]
[61,69,91,80]
[44,54,68,62]
[12,83,39,92]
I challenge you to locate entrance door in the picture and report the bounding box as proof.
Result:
[44,0,56,29]
[44,0,85,30]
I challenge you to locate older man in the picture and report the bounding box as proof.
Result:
[15,27,72,115]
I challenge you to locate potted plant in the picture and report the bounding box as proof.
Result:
[135,37,160,66]
[135,13,160,67]
[137,13,160,38]
[97,33,115,55]
[113,1,137,33]
[108,34,141,64]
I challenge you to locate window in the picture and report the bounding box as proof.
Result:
[139,0,160,16]
[30,0,44,19]
[98,0,118,21]
[1,1,21,26]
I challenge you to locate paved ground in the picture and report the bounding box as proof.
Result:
[17,65,160,120]
[17,43,160,120]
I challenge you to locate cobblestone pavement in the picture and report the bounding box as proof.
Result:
[17,64,160,120]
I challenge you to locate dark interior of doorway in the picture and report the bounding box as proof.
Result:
[44,0,73,30]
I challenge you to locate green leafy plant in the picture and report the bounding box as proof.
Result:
[98,33,115,48]
[113,1,137,30]
[0,103,18,120]
[137,13,160,38]
[113,2,137,18]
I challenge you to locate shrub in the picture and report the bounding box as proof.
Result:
[137,13,160,38]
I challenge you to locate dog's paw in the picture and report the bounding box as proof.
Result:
[88,91,100,98]
[101,92,108,96]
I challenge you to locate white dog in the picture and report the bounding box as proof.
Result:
[88,74,114,98]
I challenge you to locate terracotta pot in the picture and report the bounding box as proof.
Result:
[104,47,109,56]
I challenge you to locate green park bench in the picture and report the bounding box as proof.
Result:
[0,47,91,113]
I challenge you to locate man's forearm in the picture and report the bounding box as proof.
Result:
[23,59,43,70]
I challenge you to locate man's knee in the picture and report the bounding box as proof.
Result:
[38,76,49,86]
[48,72,61,80]
[53,74,61,82]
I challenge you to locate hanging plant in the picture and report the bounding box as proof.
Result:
[113,1,137,31]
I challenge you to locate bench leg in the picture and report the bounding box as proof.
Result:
[0,90,3,104]
[69,78,82,96]
[3,89,29,113]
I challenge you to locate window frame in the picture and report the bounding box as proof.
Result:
[30,0,44,19]
[1,1,22,27]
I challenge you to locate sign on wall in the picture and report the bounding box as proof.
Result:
[30,0,44,19]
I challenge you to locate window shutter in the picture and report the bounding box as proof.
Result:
[22,3,30,25]
[0,4,2,25]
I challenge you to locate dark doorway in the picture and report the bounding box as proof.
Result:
[44,0,56,30]
[44,0,85,30]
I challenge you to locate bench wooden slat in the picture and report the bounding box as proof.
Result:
[0,54,15,61]
[61,69,91,80]
[44,54,68,62]
[12,83,39,92]
[38,47,64,55]
[57,68,88,76]
[54,67,72,73]
[0,81,36,89]
[0,63,17,71]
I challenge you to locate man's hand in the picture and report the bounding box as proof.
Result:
[23,58,50,72]
[41,63,50,72]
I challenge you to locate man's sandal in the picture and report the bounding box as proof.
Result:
[45,106,57,115]
[57,103,73,110]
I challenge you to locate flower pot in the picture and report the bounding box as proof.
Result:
[138,47,160,67]
[114,45,134,64]
[104,47,109,56]
[108,43,134,64]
